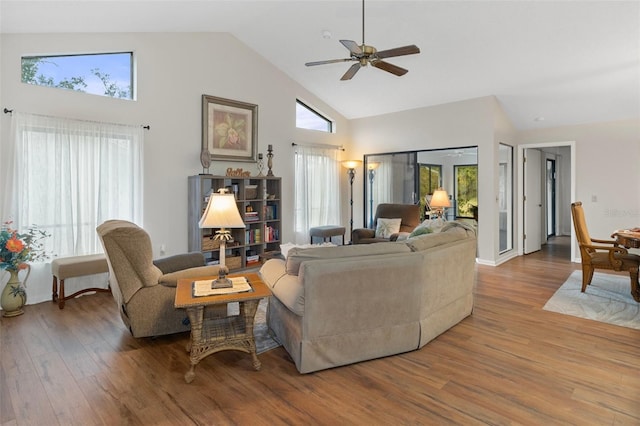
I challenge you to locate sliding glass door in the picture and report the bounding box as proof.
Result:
[363,152,416,228]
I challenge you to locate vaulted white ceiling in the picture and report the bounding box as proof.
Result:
[2,1,639,130]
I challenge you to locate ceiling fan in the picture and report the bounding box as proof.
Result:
[305,0,420,81]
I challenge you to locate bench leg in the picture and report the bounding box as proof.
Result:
[59,279,66,309]
[52,276,58,302]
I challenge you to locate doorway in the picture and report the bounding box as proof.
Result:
[546,158,556,238]
[517,141,576,262]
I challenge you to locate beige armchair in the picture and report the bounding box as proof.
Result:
[97,220,221,338]
[352,203,420,244]
[571,201,640,301]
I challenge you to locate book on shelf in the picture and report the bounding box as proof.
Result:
[264,225,279,242]
[264,204,278,221]
[244,228,262,244]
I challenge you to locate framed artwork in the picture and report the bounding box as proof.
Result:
[202,95,258,162]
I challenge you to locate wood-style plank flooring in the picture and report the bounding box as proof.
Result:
[2,237,639,425]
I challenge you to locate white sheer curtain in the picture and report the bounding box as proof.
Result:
[293,145,340,244]
[373,160,393,205]
[1,112,143,303]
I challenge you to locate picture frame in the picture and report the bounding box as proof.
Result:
[202,94,258,162]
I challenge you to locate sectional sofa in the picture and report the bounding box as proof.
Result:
[259,222,477,373]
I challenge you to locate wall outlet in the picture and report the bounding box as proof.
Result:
[591,195,597,202]
[160,244,166,255]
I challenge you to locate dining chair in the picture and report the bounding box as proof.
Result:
[570,201,640,301]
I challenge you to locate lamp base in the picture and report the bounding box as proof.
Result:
[211,278,233,289]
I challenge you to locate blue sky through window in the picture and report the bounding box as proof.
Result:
[22,52,133,99]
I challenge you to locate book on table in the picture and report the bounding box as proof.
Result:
[192,276,252,297]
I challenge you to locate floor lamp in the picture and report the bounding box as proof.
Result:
[342,160,362,243]
[199,188,245,288]
[367,162,380,228]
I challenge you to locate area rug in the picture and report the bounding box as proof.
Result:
[229,298,280,354]
[543,270,640,330]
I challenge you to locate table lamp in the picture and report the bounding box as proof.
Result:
[199,188,246,288]
[430,187,451,219]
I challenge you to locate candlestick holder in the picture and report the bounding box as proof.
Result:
[257,153,265,176]
[267,145,274,176]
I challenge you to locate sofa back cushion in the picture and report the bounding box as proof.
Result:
[285,242,411,276]
[405,223,475,252]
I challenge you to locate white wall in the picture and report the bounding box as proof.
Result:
[519,119,640,254]
[350,96,502,263]
[0,32,351,304]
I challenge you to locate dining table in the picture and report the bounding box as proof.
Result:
[611,227,640,249]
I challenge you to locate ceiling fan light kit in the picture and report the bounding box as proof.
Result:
[305,0,420,80]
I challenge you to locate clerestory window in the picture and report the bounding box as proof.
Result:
[21,52,134,100]
[296,100,333,132]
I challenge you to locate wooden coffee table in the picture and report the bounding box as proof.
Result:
[174,272,271,383]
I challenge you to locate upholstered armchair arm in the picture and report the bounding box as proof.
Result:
[352,228,375,244]
[158,265,221,287]
[153,252,206,274]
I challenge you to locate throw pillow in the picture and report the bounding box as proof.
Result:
[417,217,446,233]
[375,218,402,239]
[408,226,433,238]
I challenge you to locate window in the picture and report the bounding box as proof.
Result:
[5,112,143,257]
[21,52,134,100]
[293,145,340,244]
[454,164,478,218]
[419,163,442,218]
[296,100,333,132]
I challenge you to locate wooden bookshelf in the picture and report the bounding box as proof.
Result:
[188,175,281,271]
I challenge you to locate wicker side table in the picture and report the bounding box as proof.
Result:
[175,272,272,383]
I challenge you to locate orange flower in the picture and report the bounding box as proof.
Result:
[6,237,24,253]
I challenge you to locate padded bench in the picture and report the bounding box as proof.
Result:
[51,254,110,309]
[309,225,345,245]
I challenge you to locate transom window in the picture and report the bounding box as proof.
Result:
[21,52,134,100]
[296,100,333,132]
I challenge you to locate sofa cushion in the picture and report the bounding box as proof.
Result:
[405,229,467,252]
[285,242,410,276]
[375,218,402,238]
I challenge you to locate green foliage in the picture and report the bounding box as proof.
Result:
[21,57,130,98]
[455,165,478,217]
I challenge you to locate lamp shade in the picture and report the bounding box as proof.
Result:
[367,162,380,171]
[198,192,245,229]
[342,160,362,169]
[430,188,451,208]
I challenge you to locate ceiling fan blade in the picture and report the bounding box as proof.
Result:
[340,63,361,81]
[375,45,420,59]
[305,58,352,66]
[372,60,408,76]
[340,40,363,55]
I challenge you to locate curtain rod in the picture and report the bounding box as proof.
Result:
[3,107,150,129]
[291,142,344,151]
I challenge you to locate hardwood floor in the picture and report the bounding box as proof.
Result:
[2,238,639,425]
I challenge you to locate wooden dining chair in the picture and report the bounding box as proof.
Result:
[570,201,640,301]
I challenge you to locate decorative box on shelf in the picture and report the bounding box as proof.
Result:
[245,185,258,199]
[202,238,240,251]
[226,256,242,270]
